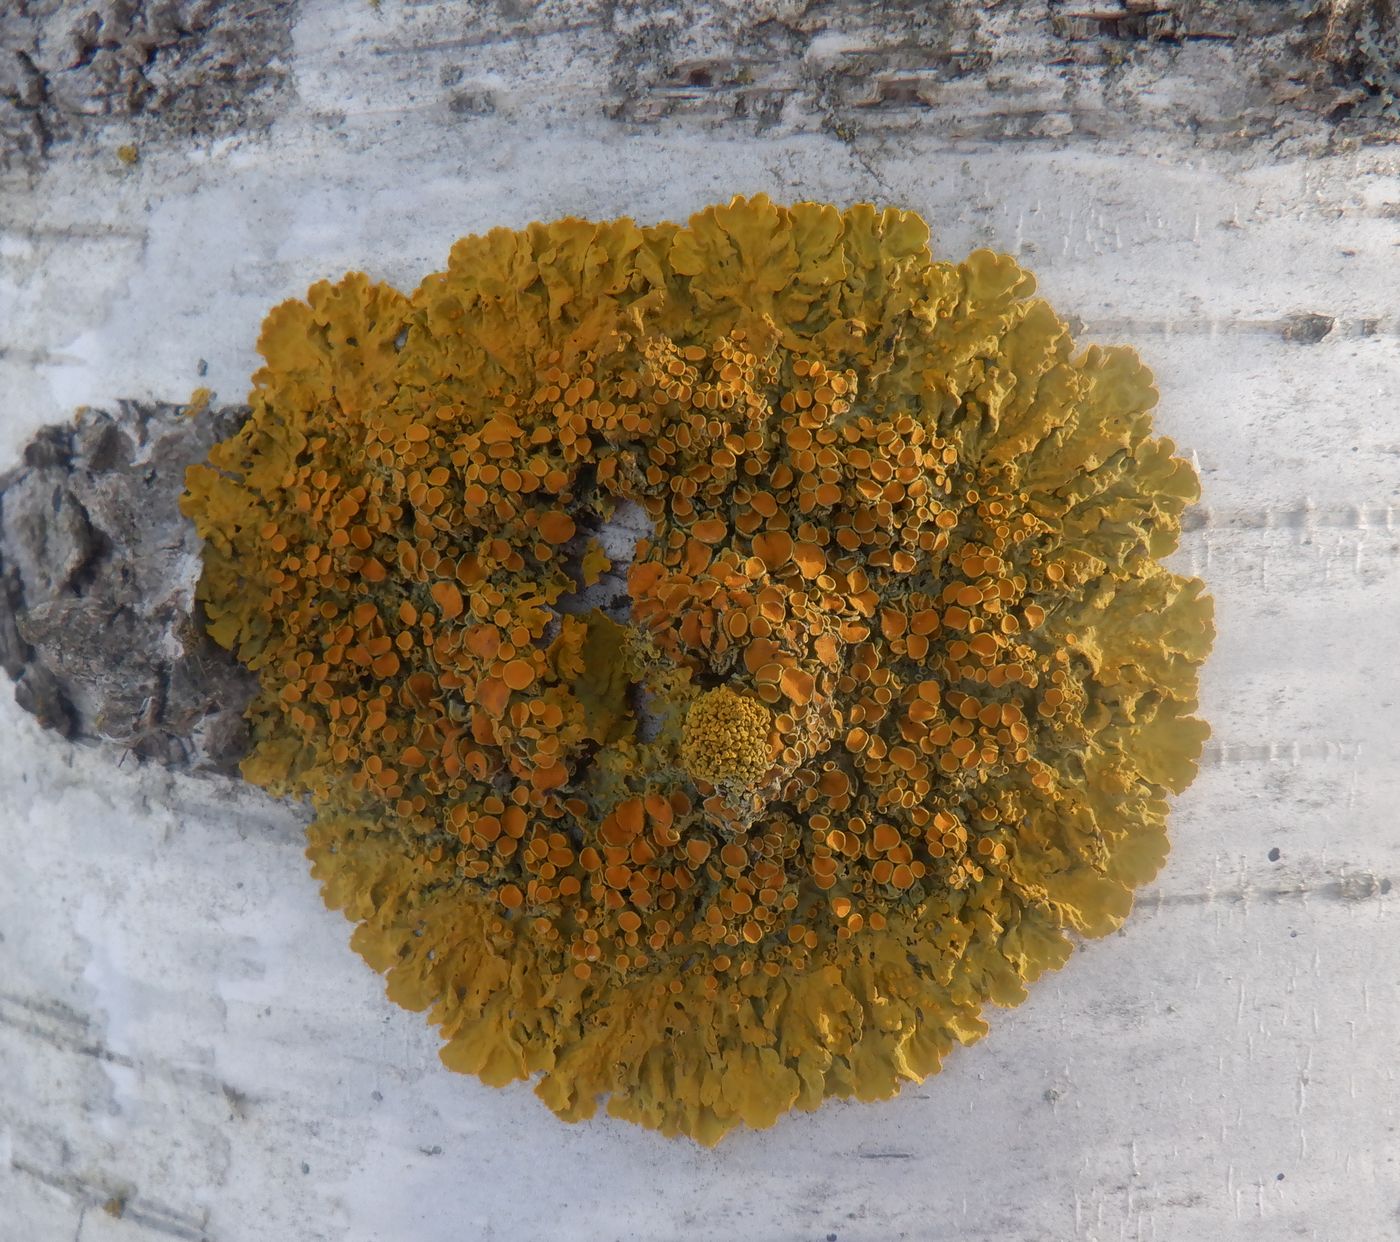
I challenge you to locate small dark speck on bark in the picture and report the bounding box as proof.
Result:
[1282,313,1335,343]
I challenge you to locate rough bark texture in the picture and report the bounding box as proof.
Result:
[0,0,294,170]
[597,0,1400,146]
[3,0,1397,173]
[0,401,253,773]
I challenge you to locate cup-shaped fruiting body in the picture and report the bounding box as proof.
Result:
[181,196,1213,1144]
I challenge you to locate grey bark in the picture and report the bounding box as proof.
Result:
[2,0,1399,173]
[0,401,253,773]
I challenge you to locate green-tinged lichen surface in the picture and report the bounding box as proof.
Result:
[182,196,1213,1144]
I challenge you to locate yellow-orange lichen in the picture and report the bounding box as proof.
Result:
[182,195,1213,1145]
[680,687,774,788]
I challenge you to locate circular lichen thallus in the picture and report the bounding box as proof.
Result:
[182,195,1213,1144]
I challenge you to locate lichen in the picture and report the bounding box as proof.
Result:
[181,195,1213,1144]
[681,687,773,788]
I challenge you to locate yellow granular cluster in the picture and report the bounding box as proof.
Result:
[680,687,774,788]
[182,196,1213,1145]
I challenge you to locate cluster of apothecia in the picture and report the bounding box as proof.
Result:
[183,196,1213,1143]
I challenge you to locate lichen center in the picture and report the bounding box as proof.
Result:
[680,686,773,789]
